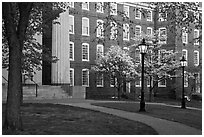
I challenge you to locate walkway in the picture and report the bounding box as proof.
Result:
[24,98,202,135]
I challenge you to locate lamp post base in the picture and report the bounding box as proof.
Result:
[181,101,186,109]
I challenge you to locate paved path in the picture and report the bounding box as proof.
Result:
[24,98,202,135]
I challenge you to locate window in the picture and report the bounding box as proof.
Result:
[82,17,89,36]
[194,29,199,45]
[96,20,104,38]
[82,43,89,61]
[158,13,167,22]
[194,50,199,66]
[135,48,141,63]
[147,27,152,36]
[182,49,188,65]
[135,25,141,36]
[135,78,141,87]
[110,3,117,15]
[124,5,129,17]
[110,75,116,87]
[159,27,167,44]
[135,8,141,19]
[82,69,89,86]
[97,73,103,87]
[158,78,166,87]
[147,77,153,87]
[123,23,129,40]
[69,15,74,34]
[147,10,152,21]
[184,71,188,87]
[70,68,74,86]
[69,42,74,61]
[96,2,104,13]
[158,49,166,64]
[68,2,74,8]
[110,21,117,40]
[96,44,104,59]
[182,28,188,44]
[82,2,89,10]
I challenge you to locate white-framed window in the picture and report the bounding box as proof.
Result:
[69,15,74,34]
[158,49,166,64]
[82,17,89,36]
[68,2,74,8]
[135,25,141,36]
[96,19,104,38]
[158,13,167,22]
[96,44,104,60]
[194,50,199,66]
[158,78,166,87]
[194,29,199,45]
[147,27,152,36]
[82,2,89,10]
[110,2,117,15]
[69,42,74,61]
[135,48,141,63]
[110,75,116,87]
[159,27,167,44]
[123,23,129,41]
[135,78,141,87]
[184,71,188,87]
[147,10,152,21]
[96,73,103,87]
[110,21,117,40]
[135,8,141,19]
[96,2,104,13]
[82,69,89,86]
[147,78,153,87]
[70,68,74,86]
[182,28,188,44]
[123,5,129,17]
[82,43,89,61]
[182,49,188,65]
[126,82,131,93]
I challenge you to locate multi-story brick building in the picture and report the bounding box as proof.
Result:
[2,2,201,99]
[66,2,202,99]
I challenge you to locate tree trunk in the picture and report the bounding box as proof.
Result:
[4,37,23,131]
[3,2,33,131]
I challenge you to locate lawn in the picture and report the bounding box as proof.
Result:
[91,102,202,130]
[2,103,158,135]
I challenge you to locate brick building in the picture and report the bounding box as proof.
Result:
[66,2,202,99]
[2,2,201,99]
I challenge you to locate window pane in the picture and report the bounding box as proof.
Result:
[82,69,89,86]
[70,42,74,60]
[97,73,103,87]
[82,44,89,61]
[135,8,141,19]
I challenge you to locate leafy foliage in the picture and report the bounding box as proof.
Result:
[2,2,68,78]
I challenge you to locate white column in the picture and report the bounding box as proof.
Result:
[52,10,70,84]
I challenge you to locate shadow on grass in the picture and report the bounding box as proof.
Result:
[91,102,202,130]
[2,103,158,135]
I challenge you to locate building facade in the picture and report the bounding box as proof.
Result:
[2,2,201,99]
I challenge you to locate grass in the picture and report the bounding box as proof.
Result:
[2,103,158,135]
[91,102,202,130]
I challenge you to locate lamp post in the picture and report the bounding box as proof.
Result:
[180,56,187,109]
[138,38,148,112]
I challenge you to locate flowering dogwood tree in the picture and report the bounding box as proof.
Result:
[132,31,181,101]
[92,45,139,100]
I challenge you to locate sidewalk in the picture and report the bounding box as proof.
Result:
[24,98,202,135]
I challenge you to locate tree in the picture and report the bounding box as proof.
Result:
[152,2,202,43]
[92,45,139,100]
[2,2,67,131]
[131,30,181,101]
